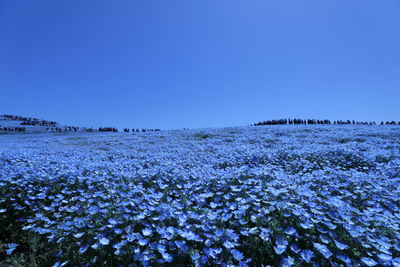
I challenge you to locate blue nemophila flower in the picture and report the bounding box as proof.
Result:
[142,228,153,237]
[99,237,110,246]
[347,225,366,238]
[376,238,392,250]
[210,202,219,208]
[334,240,349,250]
[259,230,270,241]
[174,240,188,252]
[221,213,233,222]
[51,261,69,267]
[0,208,6,213]
[323,221,337,230]
[191,252,201,261]
[113,240,127,250]
[377,253,392,262]
[206,247,222,259]
[374,243,392,255]
[316,226,328,234]
[300,250,315,263]
[73,232,84,238]
[138,236,148,246]
[225,229,239,242]
[361,257,378,266]
[290,244,301,254]
[161,251,173,262]
[215,229,224,238]
[249,227,258,235]
[319,235,330,244]
[79,244,90,254]
[313,242,332,259]
[392,258,400,267]
[34,227,51,235]
[126,233,136,242]
[6,243,19,255]
[274,236,288,255]
[231,249,244,261]
[258,227,270,241]
[182,230,201,241]
[201,255,209,265]
[136,213,146,220]
[108,218,118,225]
[239,218,247,225]
[157,244,166,253]
[300,221,313,229]
[223,241,236,249]
[280,256,295,267]
[284,226,297,236]
[207,212,218,221]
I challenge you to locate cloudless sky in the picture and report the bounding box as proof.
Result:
[1,1,399,129]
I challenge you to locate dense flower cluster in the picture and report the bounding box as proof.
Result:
[1,125,400,266]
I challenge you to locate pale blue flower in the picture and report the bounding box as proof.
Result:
[313,242,332,259]
[361,257,378,266]
[300,250,314,263]
[79,244,90,254]
[232,249,244,261]
[99,237,110,246]
[334,240,348,250]
[142,228,153,237]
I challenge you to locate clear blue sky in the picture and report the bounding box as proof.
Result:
[1,1,399,129]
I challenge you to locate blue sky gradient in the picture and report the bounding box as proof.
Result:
[1,1,399,129]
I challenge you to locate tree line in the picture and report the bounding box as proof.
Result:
[88,128,161,133]
[0,126,26,132]
[380,121,399,125]
[0,125,162,133]
[1,115,162,133]
[123,128,161,133]
[2,114,58,127]
[253,119,400,126]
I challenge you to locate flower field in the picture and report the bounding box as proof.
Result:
[1,125,400,266]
